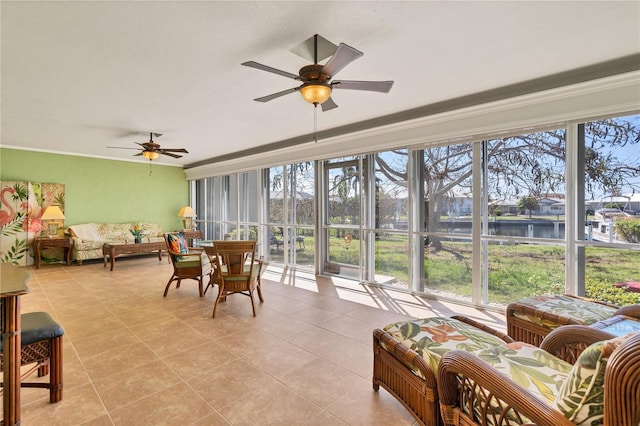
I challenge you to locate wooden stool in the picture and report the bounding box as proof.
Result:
[0,312,64,403]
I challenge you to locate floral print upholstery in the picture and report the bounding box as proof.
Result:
[476,342,572,404]
[68,222,165,262]
[512,295,617,330]
[382,317,510,379]
[458,342,572,426]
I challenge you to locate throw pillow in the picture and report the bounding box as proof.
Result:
[553,333,631,425]
[167,233,188,255]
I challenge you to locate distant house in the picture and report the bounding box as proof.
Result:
[537,197,566,216]
[492,196,566,216]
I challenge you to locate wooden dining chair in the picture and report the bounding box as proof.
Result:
[211,240,262,317]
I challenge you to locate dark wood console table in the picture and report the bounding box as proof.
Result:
[102,241,167,271]
[1,264,31,425]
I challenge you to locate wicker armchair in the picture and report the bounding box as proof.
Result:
[438,326,640,426]
[373,315,515,426]
[163,232,214,297]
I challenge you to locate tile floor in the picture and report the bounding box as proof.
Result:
[8,254,506,425]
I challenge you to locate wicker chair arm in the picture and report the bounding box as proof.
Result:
[438,350,575,426]
[372,328,436,389]
[540,325,615,360]
[603,333,640,426]
[451,315,515,343]
[613,304,640,319]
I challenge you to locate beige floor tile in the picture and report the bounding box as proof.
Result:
[286,324,354,359]
[325,375,416,426]
[303,409,349,425]
[13,257,506,425]
[92,359,182,411]
[71,327,143,359]
[20,383,108,426]
[324,338,373,379]
[61,315,128,341]
[109,382,214,425]
[79,414,115,426]
[319,314,379,345]
[188,359,275,409]
[278,357,366,408]
[161,341,238,379]
[81,341,159,380]
[216,376,322,425]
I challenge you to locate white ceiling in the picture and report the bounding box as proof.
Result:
[2,1,639,168]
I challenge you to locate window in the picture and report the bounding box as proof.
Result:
[192,113,640,308]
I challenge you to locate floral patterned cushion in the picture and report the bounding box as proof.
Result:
[382,317,510,379]
[512,295,617,330]
[476,342,572,404]
[462,342,572,426]
[553,333,632,425]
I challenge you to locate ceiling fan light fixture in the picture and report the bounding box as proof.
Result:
[299,82,332,105]
[142,150,160,160]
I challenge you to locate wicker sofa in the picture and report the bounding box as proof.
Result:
[438,326,640,426]
[68,222,164,264]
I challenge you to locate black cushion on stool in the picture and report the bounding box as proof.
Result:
[0,312,64,348]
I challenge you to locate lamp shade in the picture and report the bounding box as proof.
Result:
[177,206,197,218]
[299,82,332,104]
[142,150,160,160]
[41,205,65,220]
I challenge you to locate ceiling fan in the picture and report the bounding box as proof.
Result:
[108,132,188,160]
[242,34,394,111]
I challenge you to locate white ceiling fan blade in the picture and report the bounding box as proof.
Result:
[321,43,363,77]
[332,80,394,93]
[254,87,298,103]
[321,97,338,112]
[242,61,299,80]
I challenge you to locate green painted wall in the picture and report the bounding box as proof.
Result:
[0,148,189,232]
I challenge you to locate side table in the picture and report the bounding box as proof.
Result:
[34,237,74,269]
[180,230,204,246]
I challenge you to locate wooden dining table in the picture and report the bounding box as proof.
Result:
[1,263,31,426]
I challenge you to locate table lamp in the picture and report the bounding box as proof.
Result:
[41,205,65,237]
[177,206,197,231]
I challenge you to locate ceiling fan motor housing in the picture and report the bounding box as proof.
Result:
[299,64,331,82]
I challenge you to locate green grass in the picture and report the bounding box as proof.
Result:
[269,233,640,306]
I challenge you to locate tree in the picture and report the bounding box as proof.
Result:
[517,196,539,219]
[375,117,640,250]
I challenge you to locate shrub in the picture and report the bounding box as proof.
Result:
[229,228,257,240]
[585,276,640,306]
[613,218,640,243]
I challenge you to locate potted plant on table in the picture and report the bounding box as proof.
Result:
[130,225,145,244]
